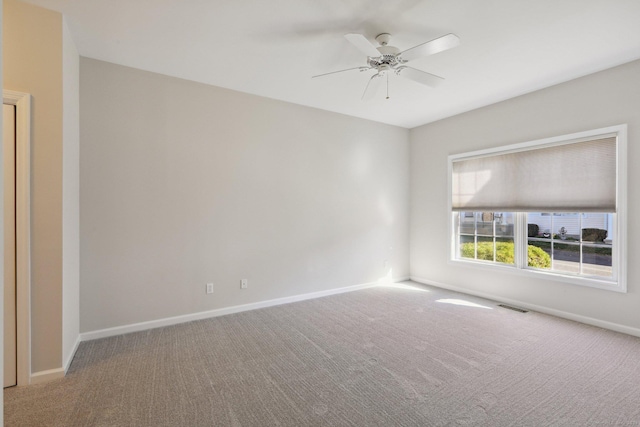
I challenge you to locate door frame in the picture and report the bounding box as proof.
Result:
[3,90,31,386]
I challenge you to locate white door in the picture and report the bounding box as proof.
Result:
[3,103,17,388]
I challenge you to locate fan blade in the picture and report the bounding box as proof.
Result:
[361,73,383,101]
[397,66,444,88]
[344,33,381,57]
[398,33,460,63]
[312,67,369,78]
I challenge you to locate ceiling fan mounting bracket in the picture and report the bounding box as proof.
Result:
[375,33,392,46]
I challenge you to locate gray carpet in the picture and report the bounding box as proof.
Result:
[5,281,640,426]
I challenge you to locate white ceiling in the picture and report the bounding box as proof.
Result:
[24,0,640,128]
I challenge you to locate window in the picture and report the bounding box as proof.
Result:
[449,126,627,292]
[458,212,515,265]
[526,212,613,278]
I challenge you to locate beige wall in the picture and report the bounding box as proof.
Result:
[80,58,410,333]
[410,59,640,333]
[3,0,64,373]
[1,0,4,420]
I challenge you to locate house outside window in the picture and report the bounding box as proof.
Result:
[448,125,627,292]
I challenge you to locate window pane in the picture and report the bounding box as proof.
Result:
[459,212,475,235]
[581,213,611,243]
[456,212,515,266]
[527,213,549,238]
[459,234,475,259]
[495,212,514,237]
[454,211,618,276]
[553,242,580,274]
[476,236,494,261]
[525,212,615,279]
[495,238,515,265]
[527,240,551,269]
[527,211,552,269]
[476,212,494,236]
[582,244,613,277]
[554,213,579,241]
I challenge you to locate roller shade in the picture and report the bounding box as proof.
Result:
[451,137,617,212]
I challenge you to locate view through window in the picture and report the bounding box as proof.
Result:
[457,212,613,278]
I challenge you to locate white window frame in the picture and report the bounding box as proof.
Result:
[447,125,627,293]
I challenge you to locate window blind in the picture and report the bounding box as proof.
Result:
[451,137,616,212]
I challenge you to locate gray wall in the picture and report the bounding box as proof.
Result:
[80,58,410,333]
[62,17,80,369]
[410,59,640,333]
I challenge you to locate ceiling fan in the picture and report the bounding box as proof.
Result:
[313,32,460,100]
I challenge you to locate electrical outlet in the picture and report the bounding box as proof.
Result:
[241,279,248,289]
[206,283,214,294]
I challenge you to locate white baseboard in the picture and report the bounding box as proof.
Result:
[30,368,65,385]
[64,335,81,374]
[81,278,409,342]
[410,275,640,339]
[21,278,409,386]
[27,335,80,385]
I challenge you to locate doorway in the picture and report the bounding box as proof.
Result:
[3,90,31,387]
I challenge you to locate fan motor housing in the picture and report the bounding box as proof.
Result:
[369,49,401,69]
[369,38,401,69]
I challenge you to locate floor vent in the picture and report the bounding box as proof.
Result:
[498,304,528,313]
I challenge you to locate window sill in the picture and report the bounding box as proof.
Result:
[448,258,625,293]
